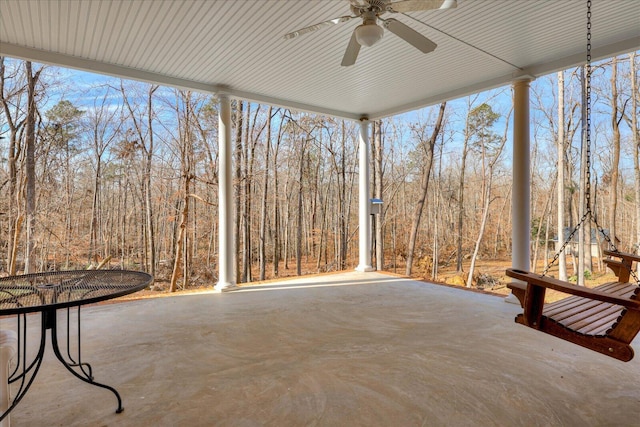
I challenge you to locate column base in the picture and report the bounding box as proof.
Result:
[355,265,374,272]
[214,281,237,292]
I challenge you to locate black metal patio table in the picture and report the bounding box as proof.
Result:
[0,269,153,422]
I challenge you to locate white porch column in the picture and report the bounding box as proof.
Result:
[356,118,373,272]
[507,79,531,303]
[215,95,235,290]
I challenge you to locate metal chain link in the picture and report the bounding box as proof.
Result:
[585,0,592,215]
[542,0,640,285]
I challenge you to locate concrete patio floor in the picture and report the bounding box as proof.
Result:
[4,271,640,426]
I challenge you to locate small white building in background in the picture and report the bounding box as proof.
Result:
[550,227,619,258]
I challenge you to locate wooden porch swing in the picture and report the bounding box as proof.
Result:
[505,0,640,362]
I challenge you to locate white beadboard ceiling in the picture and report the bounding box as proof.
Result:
[0,0,638,120]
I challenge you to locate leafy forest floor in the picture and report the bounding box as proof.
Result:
[127,257,623,305]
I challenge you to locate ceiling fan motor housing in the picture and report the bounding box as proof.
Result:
[351,0,388,15]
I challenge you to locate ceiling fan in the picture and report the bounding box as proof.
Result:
[284,0,457,66]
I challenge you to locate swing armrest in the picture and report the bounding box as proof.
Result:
[602,250,639,282]
[506,281,527,307]
[505,269,640,310]
[603,249,640,264]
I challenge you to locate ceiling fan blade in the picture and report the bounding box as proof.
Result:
[284,16,353,39]
[341,30,361,67]
[384,18,437,53]
[388,0,457,13]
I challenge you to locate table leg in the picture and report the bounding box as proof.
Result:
[47,309,124,413]
[64,307,93,380]
[1,314,46,423]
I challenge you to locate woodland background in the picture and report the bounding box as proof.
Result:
[0,53,638,292]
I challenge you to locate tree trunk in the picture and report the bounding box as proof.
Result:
[578,65,588,285]
[466,172,493,287]
[89,152,101,264]
[144,86,158,277]
[234,101,243,282]
[272,114,284,277]
[242,103,254,282]
[630,53,640,273]
[169,91,194,292]
[121,82,159,275]
[466,106,510,286]
[339,121,348,270]
[170,195,187,292]
[374,120,384,271]
[432,132,446,280]
[557,70,568,280]
[0,58,21,272]
[405,102,446,276]
[259,106,273,280]
[609,57,621,251]
[532,177,556,273]
[24,62,41,273]
[296,138,307,276]
[456,105,472,272]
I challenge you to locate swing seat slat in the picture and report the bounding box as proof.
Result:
[552,299,621,328]
[506,251,640,362]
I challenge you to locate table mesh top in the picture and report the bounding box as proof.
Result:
[0,270,153,314]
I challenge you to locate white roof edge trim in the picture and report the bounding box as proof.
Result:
[2,36,638,123]
[369,72,530,121]
[0,43,216,93]
[522,36,640,79]
[223,88,362,121]
[368,36,640,120]
[0,43,362,121]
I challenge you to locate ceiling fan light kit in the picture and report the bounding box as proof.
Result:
[355,23,384,47]
[284,0,457,66]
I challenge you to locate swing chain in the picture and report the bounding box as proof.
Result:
[542,0,594,276]
[542,0,640,285]
[542,211,590,276]
[585,0,592,215]
[584,1,638,284]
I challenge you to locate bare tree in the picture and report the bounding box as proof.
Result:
[373,120,384,270]
[608,57,623,250]
[169,91,197,292]
[455,97,479,272]
[121,82,159,276]
[405,102,446,276]
[1,58,27,274]
[259,106,273,280]
[557,70,568,280]
[86,86,122,265]
[466,103,509,287]
[628,53,640,270]
[234,100,243,282]
[45,100,84,267]
[271,112,285,277]
[23,62,43,273]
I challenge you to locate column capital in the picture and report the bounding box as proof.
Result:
[512,78,532,89]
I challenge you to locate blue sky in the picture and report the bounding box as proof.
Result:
[2,54,638,185]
